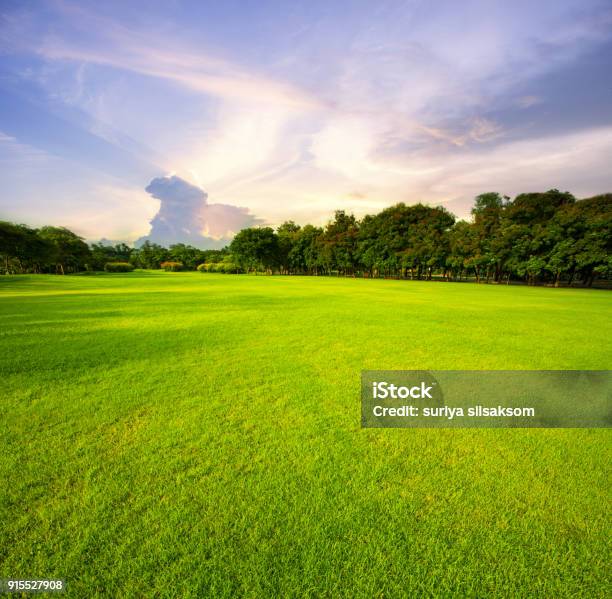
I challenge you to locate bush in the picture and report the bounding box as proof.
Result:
[104,262,134,273]
[160,261,183,272]
[197,262,242,273]
[198,262,220,273]
[221,262,241,274]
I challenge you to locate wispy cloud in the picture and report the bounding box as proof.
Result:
[29,2,324,112]
[516,95,543,109]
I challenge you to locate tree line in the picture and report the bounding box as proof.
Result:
[0,224,225,275]
[1,190,610,287]
[228,190,611,286]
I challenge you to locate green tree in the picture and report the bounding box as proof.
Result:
[471,192,507,282]
[132,241,169,269]
[563,194,612,286]
[288,225,324,274]
[446,221,473,280]
[230,227,279,273]
[169,244,205,270]
[276,221,301,274]
[37,227,90,274]
[0,222,53,273]
[318,211,359,275]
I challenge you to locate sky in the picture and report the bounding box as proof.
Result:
[1,0,611,246]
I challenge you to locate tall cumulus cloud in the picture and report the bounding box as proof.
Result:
[137,175,262,248]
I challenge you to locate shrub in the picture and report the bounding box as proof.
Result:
[196,262,243,273]
[199,262,220,273]
[221,262,240,274]
[104,262,134,273]
[161,261,183,272]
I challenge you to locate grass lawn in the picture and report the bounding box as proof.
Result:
[1,272,610,597]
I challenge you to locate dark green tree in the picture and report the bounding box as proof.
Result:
[169,244,205,270]
[37,226,90,274]
[230,227,279,273]
[276,221,301,274]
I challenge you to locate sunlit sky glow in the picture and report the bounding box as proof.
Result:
[1,0,611,243]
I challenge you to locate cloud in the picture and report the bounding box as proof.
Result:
[516,95,543,109]
[27,2,324,112]
[40,42,323,111]
[137,175,262,248]
[184,105,297,187]
[1,0,611,237]
[210,125,612,226]
[427,125,612,215]
[0,133,158,241]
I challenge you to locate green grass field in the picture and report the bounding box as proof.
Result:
[1,272,610,597]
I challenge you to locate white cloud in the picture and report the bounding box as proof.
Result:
[428,126,612,209]
[183,105,297,187]
[139,175,262,247]
[214,126,612,225]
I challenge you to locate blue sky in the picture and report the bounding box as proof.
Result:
[1,0,611,244]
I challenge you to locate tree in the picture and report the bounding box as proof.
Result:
[132,241,169,269]
[1,188,609,286]
[276,221,301,274]
[0,222,53,273]
[496,190,575,285]
[446,221,473,280]
[37,227,90,274]
[504,189,575,225]
[471,192,507,282]
[288,225,324,274]
[230,227,279,273]
[318,211,359,275]
[563,194,612,286]
[169,244,205,270]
